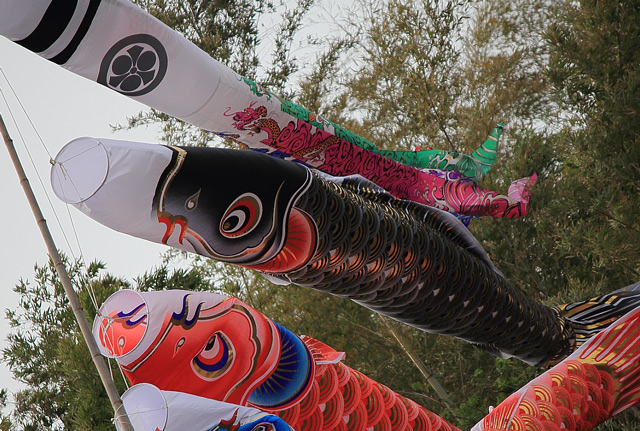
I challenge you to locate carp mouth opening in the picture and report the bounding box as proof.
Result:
[51,137,109,204]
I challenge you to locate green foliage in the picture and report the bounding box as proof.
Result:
[1,257,211,429]
[119,0,317,146]
[4,0,640,429]
[2,258,124,430]
[134,0,273,76]
[543,0,640,291]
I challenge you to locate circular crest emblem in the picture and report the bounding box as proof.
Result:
[98,34,168,96]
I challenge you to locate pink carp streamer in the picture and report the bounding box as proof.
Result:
[228,105,535,218]
[1,0,534,218]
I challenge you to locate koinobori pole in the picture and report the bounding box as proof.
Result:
[0,114,134,431]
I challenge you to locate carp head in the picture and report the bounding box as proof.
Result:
[51,138,317,271]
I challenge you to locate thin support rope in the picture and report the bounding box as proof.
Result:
[505,389,527,430]
[96,311,148,391]
[0,70,103,310]
[1,67,143,408]
[0,68,53,159]
[0,79,83,262]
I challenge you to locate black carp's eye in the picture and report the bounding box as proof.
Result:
[220,193,262,238]
[185,189,201,211]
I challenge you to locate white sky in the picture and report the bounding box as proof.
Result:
[0,36,169,398]
[0,0,338,411]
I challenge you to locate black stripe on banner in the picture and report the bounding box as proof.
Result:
[50,0,102,65]
[16,0,79,53]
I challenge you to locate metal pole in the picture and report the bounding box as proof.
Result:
[0,114,134,431]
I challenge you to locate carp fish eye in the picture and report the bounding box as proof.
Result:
[192,331,234,379]
[220,193,262,238]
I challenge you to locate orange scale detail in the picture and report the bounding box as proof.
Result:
[538,400,561,424]
[372,411,392,431]
[401,397,420,422]
[410,409,430,431]
[552,385,572,409]
[315,363,328,378]
[585,381,602,405]
[298,379,320,420]
[387,397,409,431]
[582,400,602,428]
[568,374,588,397]
[296,405,323,431]
[364,383,386,427]
[320,389,345,431]
[517,397,542,417]
[569,392,587,417]
[522,414,546,431]
[335,362,351,387]
[346,400,368,431]
[503,413,527,430]
[376,382,397,410]
[277,402,300,425]
[354,370,373,399]
[582,363,601,387]
[599,390,614,423]
[317,363,339,404]
[565,360,586,380]
[555,405,576,431]
[598,370,615,395]
[426,409,456,431]
[341,372,362,416]
[533,384,556,403]
[574,417,590,431]
[550,371,570,391]
[541,420,562,431]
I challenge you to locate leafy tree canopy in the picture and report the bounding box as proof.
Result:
[3,0,640,429]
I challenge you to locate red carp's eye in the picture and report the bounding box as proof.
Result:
[192,331,235,380]
[220,193,262,238]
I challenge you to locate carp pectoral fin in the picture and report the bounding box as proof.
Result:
[243,209,318,273]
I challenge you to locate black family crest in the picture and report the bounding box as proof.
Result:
[98,34,168,96]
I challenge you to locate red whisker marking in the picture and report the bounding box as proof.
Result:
[175,219,187,244]
[158,216,175,244]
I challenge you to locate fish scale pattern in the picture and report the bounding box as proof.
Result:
[271,173,572,367]
[479,360,616,431]
[267,337,462,431]
[474,306,640,431]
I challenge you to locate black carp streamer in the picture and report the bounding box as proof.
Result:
[271,174,640,367]
[51,139,640,368]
